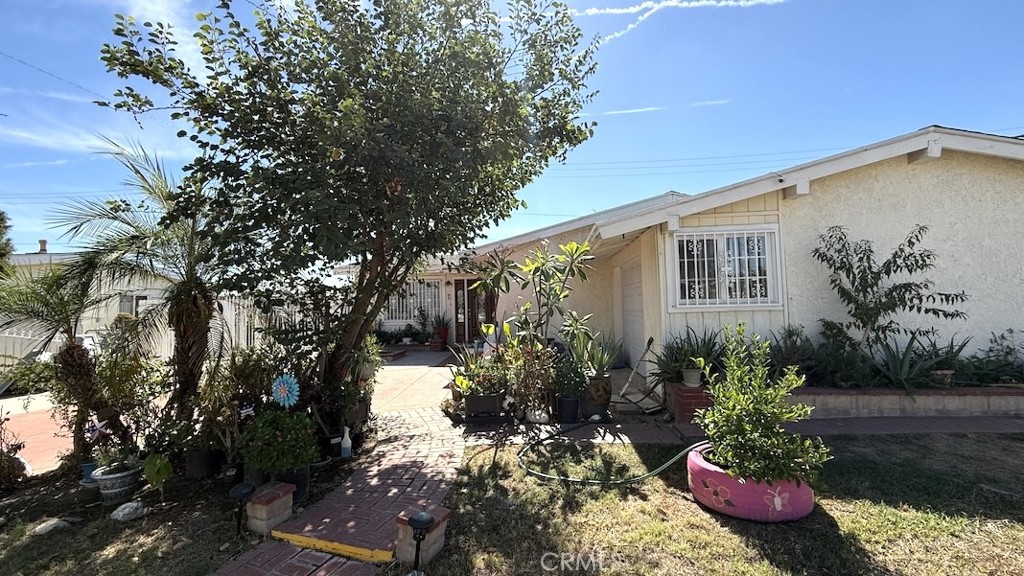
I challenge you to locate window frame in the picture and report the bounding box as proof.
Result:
[669,224,784,310]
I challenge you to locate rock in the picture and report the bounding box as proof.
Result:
[110,501,150,522]
[219,542,230,552]
[172,538,192,550]
[33,518,70,536]
[61,516,85,524]
[0,516,7,528]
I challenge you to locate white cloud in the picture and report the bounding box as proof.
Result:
[0,158,72,169]
[688,99,731,107]
[0,123,108,154]
[602,106,666,115]
[0,86,95,104]
[0,112,197,159]
[106,0,205,74]
[579,0,787,45]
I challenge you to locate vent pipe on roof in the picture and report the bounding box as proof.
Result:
[37,239,47,254]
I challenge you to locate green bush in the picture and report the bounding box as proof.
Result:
[769,325,817,380]
[1,358,57,397]
[240,410,318,474]
[551,356,587,399]
[814,320,877,387]
[693,325,830,484]
[958,329,1024,384]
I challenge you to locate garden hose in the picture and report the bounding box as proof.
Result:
[516,421,709,486]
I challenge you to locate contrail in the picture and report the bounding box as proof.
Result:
[580,0,787,45]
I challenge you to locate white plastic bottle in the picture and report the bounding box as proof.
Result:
[340,426,353,458]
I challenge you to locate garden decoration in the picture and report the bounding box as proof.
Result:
[272,374,300,408]
[689,324,830,522]
[239,402,255,419]
[86,417,109,443]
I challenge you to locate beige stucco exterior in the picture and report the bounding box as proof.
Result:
[779,150,1024,350]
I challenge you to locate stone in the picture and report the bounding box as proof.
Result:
[33,518,70,536]
[61,516,85,524]
[0,516,7,528]
[246,482,295,535]
[110,500,150,522]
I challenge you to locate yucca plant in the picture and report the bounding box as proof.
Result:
[874,331,946,391]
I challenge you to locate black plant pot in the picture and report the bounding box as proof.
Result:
[243,465,267,488]
[320,433,344,459]
[275,466,311,503]
[556,396,581,424]
[184,449,222,480]
[464,393,503,416]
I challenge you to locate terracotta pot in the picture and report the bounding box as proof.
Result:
[687,445,815,522]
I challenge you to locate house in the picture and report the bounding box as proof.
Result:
[1,242,262,367]
[412,126,1024,375]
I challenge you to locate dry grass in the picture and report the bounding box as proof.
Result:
[381,434,1024,576]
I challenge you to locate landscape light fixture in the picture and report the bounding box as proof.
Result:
[407,509,436,575]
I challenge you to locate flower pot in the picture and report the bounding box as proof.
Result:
[555,396,580,424]
[429,339,446,351]
[92,464,143,506]
[184,449,222,480]
[681,369,703,387]
[320,433,345,459]
[526,409,550,424]
[687,445,815,522]
[275,465,311,503]
[464,393,503,416]
[80,461,98,487]
[588,374,612,405]
[931,369,955,386]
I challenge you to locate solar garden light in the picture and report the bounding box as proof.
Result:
[228,482,255,536]
[407,510,436,575]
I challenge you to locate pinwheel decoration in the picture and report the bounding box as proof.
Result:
[272,374,300,408]
[85,417,109,443]
[239,402,255,419]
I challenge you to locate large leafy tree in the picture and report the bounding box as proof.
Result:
[52,140,224,420]
[99,0,596,384]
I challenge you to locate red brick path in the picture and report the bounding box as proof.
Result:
[215,407,464,575]
[5,407,69,474]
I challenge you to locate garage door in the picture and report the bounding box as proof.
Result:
[621,260,646,376]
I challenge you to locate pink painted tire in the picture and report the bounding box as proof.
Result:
[687,445,815,522]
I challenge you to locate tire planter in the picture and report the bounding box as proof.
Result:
[92,464,143,506]
[687,445,815,522]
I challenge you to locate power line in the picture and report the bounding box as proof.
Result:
[547,155,820,171]
[0,50,108,100]
[556,146,852,166]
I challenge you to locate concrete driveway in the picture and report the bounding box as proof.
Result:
[371,350,454,413]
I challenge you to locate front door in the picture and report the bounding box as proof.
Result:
[453,279,497,344]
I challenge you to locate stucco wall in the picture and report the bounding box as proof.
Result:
[486,228,614,341]
[780,150,1024,351]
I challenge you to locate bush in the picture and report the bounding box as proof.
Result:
[0,410,26,490]
[240,410,318,474]
[693,325,830,484]
[0,358,57,397]
[814,320,876,387]
[769,325,817,380]
[958,329,1024,384]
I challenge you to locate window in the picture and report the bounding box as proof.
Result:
[673,228,781,307]
[118,295,148,317]
[384,280,441,322]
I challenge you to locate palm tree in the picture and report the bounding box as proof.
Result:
[52,138,223,421]
[0,266,129,461]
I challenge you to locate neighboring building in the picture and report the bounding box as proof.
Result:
[413,126,1024,375]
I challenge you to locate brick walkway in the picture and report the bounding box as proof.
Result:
[216,407,464,576]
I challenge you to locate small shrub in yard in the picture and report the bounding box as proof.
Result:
[959,329,1024,384]
[0,409,27,489]
[240,410,318,475]
[815,321,877,387]
[769,324,817,380]
[694,325,830,484]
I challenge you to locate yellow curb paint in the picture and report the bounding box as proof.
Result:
[271,530,394,563]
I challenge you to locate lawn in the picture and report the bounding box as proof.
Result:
[382,434,1024,575]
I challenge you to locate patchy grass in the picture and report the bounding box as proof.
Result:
[0,451,366,576]
[382,434,1024,576]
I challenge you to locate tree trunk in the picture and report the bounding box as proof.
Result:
[167,286,215,420]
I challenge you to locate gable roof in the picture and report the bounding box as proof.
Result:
[475,126,1024,251]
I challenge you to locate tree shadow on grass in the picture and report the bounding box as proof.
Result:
[715,506,903,576]
[816,435,1024,525]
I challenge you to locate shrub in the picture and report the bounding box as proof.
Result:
[693,325,830,484]
[959,329,1024,384]
[551,356,587,399]
[814,320,877,387]
[0,358,57,397]
[874,331,947,390]
[652,327,723,384]
[240,410,318,474]
[769,325,817,380]
[0,410,26,490]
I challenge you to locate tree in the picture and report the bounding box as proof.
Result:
[52,139,224,420]
[811,224,968,349]
[0,267,130,462]
[99,0,597,383]
[0,211,14,277]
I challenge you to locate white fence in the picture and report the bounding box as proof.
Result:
[0,329,63,368]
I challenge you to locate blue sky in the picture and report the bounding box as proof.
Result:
[2,0,1022,254]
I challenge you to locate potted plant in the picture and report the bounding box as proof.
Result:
[454,349,509,417]
[689,325,831,522]
[240,410,319,502]
[652,333,702,388]
[429,312,452,351]
[552,356,587,423]
[91,444,143,505]
[584,337,621,417]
